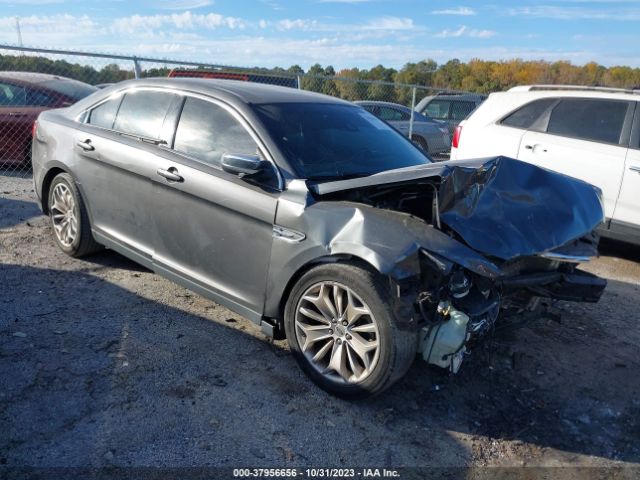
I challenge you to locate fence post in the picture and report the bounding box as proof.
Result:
[408,86,417,140]
[297,75,303,90]
[133,57,142,79]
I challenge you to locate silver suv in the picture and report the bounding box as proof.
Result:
[415,93,486,136]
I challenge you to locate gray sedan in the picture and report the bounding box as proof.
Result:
[32,78,605,398]
[355,100,451,155]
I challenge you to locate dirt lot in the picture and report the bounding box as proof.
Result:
[1,173,639,477]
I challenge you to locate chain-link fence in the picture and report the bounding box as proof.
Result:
[1,44,481,176]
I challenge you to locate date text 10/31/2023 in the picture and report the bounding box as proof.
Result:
[233,468,401,478]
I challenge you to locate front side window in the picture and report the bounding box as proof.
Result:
[87,95,122,130]
[0,82,26,107]
[424,100,450,120]
[546,98,630,145]
[113,90,176,139]
[501,98,557,129]
[253,102,430,180]
[173,97,258,168]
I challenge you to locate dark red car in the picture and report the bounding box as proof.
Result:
[0,72,97,166]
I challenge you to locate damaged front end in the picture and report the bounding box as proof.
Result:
[306,156,607,374]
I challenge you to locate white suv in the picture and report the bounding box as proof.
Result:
[451,85,640,245]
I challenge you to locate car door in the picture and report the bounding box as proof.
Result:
[0,81,43,164]
[517,97,633,220]
[73,89,178,266]
[611,102,640,241]
[152,95,280,321]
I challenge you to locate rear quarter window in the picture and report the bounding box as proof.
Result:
[500,98,557,129]
[88,95,123,130]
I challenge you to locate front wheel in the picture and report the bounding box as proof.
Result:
[284,263,418,399]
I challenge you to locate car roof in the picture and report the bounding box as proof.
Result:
[114,77,354,106]
[498,85,639,102]
[0,71,82,85]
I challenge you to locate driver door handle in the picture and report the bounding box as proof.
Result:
[157,167,183,182]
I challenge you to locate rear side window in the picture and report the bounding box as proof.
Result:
[114,90,176,139]
[173,97,258,168]
[450,100,477,121]
[0,82,26,106]
[501,98,557,129]
[424,100,450,120]
[88,96,122,129]
[547,99,629,145]
[25,88,55,107]
[378,107,409,121]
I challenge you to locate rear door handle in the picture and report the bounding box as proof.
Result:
[76,140,95,152]
[524,144,547,153]
[157,167,183,182]
[630,166,640,174]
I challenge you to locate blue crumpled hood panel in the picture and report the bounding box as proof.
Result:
[437,156,604,260]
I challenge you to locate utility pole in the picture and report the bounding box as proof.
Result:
[15,17,23,47]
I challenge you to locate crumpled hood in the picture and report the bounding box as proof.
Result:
[309,156,605,261]
[437,156,604,260]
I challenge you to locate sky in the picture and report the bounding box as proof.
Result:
[0,0,639,70]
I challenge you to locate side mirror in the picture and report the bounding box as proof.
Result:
[221,153,267,176]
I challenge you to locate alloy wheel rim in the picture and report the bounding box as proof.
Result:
[295,281,380,384]
[50,183,78,248]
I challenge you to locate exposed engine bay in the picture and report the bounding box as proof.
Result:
[309,156,607,373]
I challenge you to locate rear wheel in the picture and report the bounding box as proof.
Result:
[284,263,418,399]
[48,173,102,257]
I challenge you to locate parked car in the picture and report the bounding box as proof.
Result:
[355,100,451,155]
[415,93,486,135]
[33,79,606,398]
[451,85,640,246]
[0,72,97,166]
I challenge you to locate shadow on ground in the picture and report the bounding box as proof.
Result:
[2,257,639,469]
[0,198,41,230]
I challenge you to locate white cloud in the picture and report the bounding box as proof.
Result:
[157,0,214,10]
[435,25,496,38]
[111,12,246,34]
[276,19,318,31]
[432,7,476,16]
[508,6,640,20]
[365,17,414,30]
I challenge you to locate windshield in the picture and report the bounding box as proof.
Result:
[252,102,431,180]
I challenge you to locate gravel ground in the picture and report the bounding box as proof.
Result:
[1,174,639,477]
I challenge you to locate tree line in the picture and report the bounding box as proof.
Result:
[2,53,639,106]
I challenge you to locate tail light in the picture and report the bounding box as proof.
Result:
[452,125,462,149]
[31,120,38,138]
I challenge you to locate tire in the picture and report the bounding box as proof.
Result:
[284,262,418,399]
[48,173,102,257]
[411,135,429,152]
